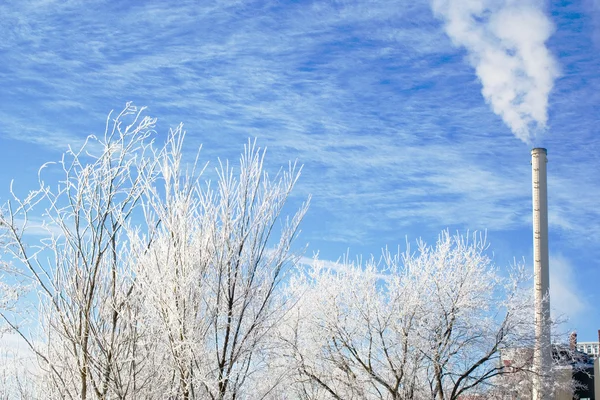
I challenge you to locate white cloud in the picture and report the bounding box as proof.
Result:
[0,333,34,357]
[549,254,588,324]
[0,333,38,395]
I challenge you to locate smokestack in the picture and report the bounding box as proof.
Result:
[531,148,551,400]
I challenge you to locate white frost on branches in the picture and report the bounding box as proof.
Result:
[0,104,576,399]
[280,232,546,399]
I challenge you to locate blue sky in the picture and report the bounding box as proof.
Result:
[0,0,598,340]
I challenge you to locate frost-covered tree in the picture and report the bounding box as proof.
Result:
[0,103,161,399]
[0,104,309,399]
[130,136,309,399]
[281,232,538,400]
[0,103,575,400]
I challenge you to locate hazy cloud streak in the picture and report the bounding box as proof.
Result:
[549,254,589,327]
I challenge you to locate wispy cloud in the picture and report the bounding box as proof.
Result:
[585,0,600,46]
[0,0,597,259]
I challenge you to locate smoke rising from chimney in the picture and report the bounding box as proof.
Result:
[432,0,560,143]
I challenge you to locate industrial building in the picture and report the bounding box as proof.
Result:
[577,342,600,359]
[497,339,596,400]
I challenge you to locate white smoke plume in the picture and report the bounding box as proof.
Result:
[432,0,560,143]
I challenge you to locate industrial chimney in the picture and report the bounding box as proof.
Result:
[570,332,577,351]
[531,148,551,400]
